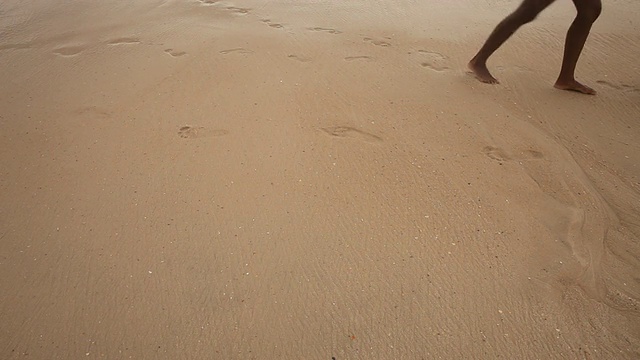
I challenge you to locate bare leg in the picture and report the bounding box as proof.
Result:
[554,0,602,95]
[469,0,555,84]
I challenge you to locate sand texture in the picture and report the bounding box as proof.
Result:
[1,0,639,358]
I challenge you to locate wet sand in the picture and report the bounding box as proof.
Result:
[1,0,639,358]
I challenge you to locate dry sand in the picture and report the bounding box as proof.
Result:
[1,0,639,358]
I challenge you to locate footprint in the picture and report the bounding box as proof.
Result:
[495,65,533,73]
[537,197,588,262]
[521,149,544,159]
[596,80,639,93]
[0,43,32,51]
[308,27,342,34]
[196,0,249,12]
[344,55,373,62]
[416,50,449,72]
[108,37,141,45]
[226,6,250,14]
[178,126,229,139]
[262,19,284,29]
[482,146,511,162]
[53,45,85,57]
[288,54,311,63]
[483,146,544,163]
[363,37,391,47]
[321,126,383,144]
[74,106,112,119]
[596,80,619,89]
[220,48,252,55]
[165,48,187,57]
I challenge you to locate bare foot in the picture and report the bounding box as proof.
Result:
[468,60,499,84]
[554,79,596,95]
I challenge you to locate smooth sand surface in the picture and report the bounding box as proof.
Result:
[1,0,639,358]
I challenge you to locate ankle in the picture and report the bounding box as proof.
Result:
[555,74,575,84]
[469,57,486,67]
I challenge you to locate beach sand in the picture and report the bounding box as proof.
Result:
[1,0,639,358]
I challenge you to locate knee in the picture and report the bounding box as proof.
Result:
[520,11,539,25]
[513,2,548,25]
[578,0,602,23]
[511,8,538,25]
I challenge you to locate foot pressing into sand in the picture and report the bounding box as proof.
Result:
[467,0,601,95]
[554,79,596,95]
[468,59,499,84]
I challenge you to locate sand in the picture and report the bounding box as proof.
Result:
[1,0,639,358]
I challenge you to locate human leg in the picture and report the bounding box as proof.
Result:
[469,0,556,84]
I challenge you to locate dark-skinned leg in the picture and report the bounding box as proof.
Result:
[554,0,602,94]
[469,0,556,84]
